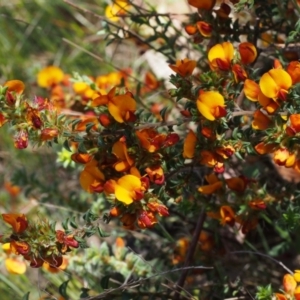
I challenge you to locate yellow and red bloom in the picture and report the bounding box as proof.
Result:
[287,114,300,136]
[196,21,212,37]
[10,240,31,255]
[259,69,292,101]
[40,128,59,141]
[37,66,64,88]
[252,110,271,130]
[115,175,144,205]
[232,64,247,82]
[80,159,105,193]
[248,200,267,210]
[254,142,277,155]
[169,58,196,77]
[244,79,279,113]
[147,202,169,217]
[200,150,218,168]
[92,87,136,123]
[208,42,234,71]
[197,90,226,121]
[238,42,257,65]
[2,213,28,233]
[145,166,165,184]
[220,205,235,226]
[137,210,157,229]
[112,138,134,172]
[198,173,223,194]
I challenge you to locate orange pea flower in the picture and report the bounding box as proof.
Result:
[188,0,216,10]
[10,240,31,255]
[185,24,197,35]
[238,42,257,64]
[115,175,144,205]
[37,66,64,88]
[249,200,267,210]
[196,21,212,37]
[4,80,25,94]
[71,153,93,164]
[80,159,105,193]
[283,274,297,294]
[208,42,234,71]
[220,206,235,226]
[169,58,196,77]
[287,61,300,84]
[287,114,300,135]
[197,90,226,121]
[225,177,247,193]
[244,79,259,102]
[215,145,235,159]
[259,69,292,100]
[41,128,59,141]
[273,148,288,165]
[200,150,218,168]
[254,142,276,155]
[232,64,247,82]
[43,257,68,273]
[2,213,28,233]
[112,138,134,172]
[273,148,296,168]
[136,128,166,152]
[147,202,169,217]
[137,210,157,229]
[75,115,99,131]
[198,173,223,194]
[92,87,136,123]
[244,79,279,113]
[252,110,271,130]
[183,130,197,158]
[145,166,165,184]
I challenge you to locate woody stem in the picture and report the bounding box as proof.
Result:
[173,207,207,299]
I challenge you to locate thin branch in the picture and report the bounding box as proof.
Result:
[173,208,208,299]
[229,250,293,275]
[82,265,213,300]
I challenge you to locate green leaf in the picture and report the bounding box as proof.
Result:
[21,292,30,300]
[97,226,110,237]
[59,280,70,299]
[101,275,110,289]
[63,140,72,152]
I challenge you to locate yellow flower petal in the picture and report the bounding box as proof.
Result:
[37,66,64,88]
[5,258,26,275]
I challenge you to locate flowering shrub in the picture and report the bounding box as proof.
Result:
[2,0,300,299]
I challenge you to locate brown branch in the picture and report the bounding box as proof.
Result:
[82,265,213,300]
[173,207,207,299]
